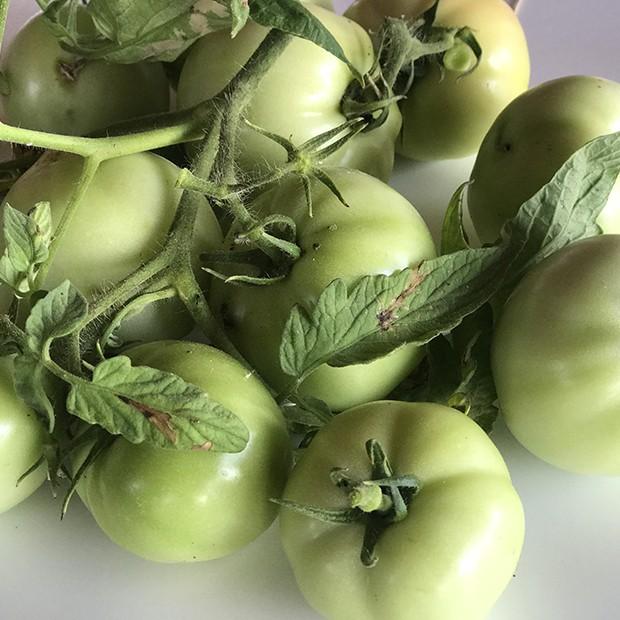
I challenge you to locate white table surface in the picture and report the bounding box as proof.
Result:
[2,1,620,619]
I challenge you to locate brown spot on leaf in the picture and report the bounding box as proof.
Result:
[129,400,177,445]
[377,269,425,331]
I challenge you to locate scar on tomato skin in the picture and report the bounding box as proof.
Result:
[376,270,426,332]
[58,59,86,82]
[192,440,213,451]
[129,399,177,444]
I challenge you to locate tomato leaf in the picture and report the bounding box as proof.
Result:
[279,248,502,381]
[0,202,52,297]
[42,0,237,62]
[449,306,498,433]
[13,354,57,433]
[395,305,498,432]
[440,183,471,254]
[229,0,250,37]
[25,281,88,354]
[281,394,333,434]
[66,356,249,452]
[249,0,361,82]
[280,132,620,379]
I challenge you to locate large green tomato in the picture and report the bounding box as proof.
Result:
[1,151,222,342]
[493,235,620,475]
[0,15,170,136]
[210,168,436,411]
[177,5,401,182]
[0,356,47,515]
[77,340,291,562]
[346,0,531,161]
[469,76,620,244]
[280,401,525,620]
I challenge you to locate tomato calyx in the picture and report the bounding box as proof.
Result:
[369,6,482,101]
[276,439,421,567]
[182,118,374,287]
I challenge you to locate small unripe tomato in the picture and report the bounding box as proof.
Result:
[0,14,170,136]
[469,76,620,244]
[346,0,531,161]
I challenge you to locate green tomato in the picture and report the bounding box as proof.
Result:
[345,0,435,30]
[493,235,620,475]
[280,401,525,620]
[469,76,620,244]
[307,0,334,8]
[0,14,170,136]
[346,0,531,161]
[1,151,222,342]
[0,356,47,515]
[176,5,401,182]
[77,340,292,562]
[209,168,436,411]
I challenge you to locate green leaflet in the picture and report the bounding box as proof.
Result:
[250,0,361,82]
[41,0,232,62]
[441,182,471,255]
[0,202,52,296]
[280,131,620,381]
[66,356,249,452]
[40,0,357,72]
[13,354,56,433]
[24,281,88,354]
[10,281,250,453]
[279,248,501,382]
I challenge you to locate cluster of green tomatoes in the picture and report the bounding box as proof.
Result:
[1,1,619,619]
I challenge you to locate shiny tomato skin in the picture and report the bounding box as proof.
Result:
[493,235,620,474]
[0,356,47,515]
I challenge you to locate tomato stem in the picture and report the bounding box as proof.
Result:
[0,0,10,59]
[35,156,101,287]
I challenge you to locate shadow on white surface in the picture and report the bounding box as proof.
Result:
[0,487,316,620]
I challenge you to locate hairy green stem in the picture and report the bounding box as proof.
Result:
[174,267,244,362]
[65,332,82,376]
[0,110,200,161]
[78,30,293,338]
[0,24,294,369]
[0,0,10,54]
[97,286,178,356]
[0,314,25,348]
[80,252,174,331]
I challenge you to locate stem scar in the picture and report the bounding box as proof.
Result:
[58,59,87,83]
